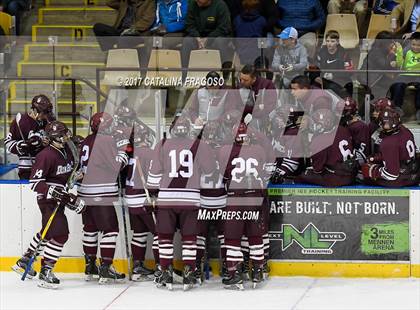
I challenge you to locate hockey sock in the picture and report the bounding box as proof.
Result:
[131,232,148,262]
[196,235,206,263]
[241,235,249,255]
[182,235,197,269]
[100,231,118,265]
[158,234,174,269]
[218,234,226,260]
[248,236,264,268]
[152,235,159,262]
[225,239,243,274]
[82,228,98,257]
[42,235,68,267]
[27,232,47,256]
[262,233,270,260]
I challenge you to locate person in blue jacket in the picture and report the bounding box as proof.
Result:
[152,0,188,36]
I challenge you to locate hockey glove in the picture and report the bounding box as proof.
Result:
[65,195,86,214]
[361,163,381,180]
[27,135,43,153]
[47,186,72,205]
[116,151,129,167]
[270,167,285,184]
[16,140,29,155]
[368,154,383,164]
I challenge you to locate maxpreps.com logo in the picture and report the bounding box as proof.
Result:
[269,223,346,254]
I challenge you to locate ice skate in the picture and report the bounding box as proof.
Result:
[132,261,154,282]
[242,258,250,282]
[155,265,173,290]
[183,265,197,291]
[172,268,184,284]
[98,263,125,284]
[195,258,204,285]
[252,266,264,289]
[11,254,37,279]
[223,270,244,291]
[37,266,60,289]
[84,255,99,281]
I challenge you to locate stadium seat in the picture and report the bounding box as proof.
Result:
[324,14,360,49]
[103,48,140,86]
[146,49,182,80]
[186,49,221,83]
[0,12,15,35]
[366,14,392,39]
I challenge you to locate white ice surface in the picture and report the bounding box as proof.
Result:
[1,272,419,310]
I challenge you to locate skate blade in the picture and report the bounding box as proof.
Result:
[183,283,194,291]
[224,283,244,291]
[172,272,183,284]
[37,280,58,290]
[85,274,99,282]
[263,273,270,280]
[132,274,154,282]
[98,278,125,285]
[166,283,173,291]
[11,265,35,279]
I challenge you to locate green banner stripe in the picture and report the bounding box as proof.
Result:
[268,188,410,197]
[361,222,409,255]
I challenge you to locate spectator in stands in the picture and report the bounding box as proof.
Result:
[93,0,156,51]
[276,0,325,59]
[271,27,308,88]
[0,0,30,35]
[373,0,398,15]
[234,0,267,64]
[182,0,232,70]
[0,25,5,51]
[236,64,276,130]
[151,0,187,36]
[389,31,420,123]
[317,30,353,86]
[359,31,397,99]
[391,0,420,39]
[225,0,277,34]
[327,0,367,34]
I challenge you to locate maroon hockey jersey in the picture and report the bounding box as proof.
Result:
[124,146,155,210]
[347,119,370,163]
[30,144,74,202]
[77,133,122,205]
[5,113,47,172]
[218,143,267,207]
[310,126,354,174]
[377,125,417,181]
[147,137,217,209]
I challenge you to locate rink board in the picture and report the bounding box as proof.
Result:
[0,182,419,278]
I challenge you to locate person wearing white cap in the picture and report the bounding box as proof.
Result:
[271,27,308,88]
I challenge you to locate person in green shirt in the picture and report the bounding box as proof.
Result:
[181,0,233,71]
[389,31,420,123]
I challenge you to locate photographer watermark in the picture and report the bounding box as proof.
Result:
[197,209,260,221]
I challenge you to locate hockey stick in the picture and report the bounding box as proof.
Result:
[118,174,133,281]
[21,203,60,281]
[134,156,156,224]
[21,137,81,281]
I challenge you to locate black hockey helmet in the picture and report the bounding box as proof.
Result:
[31,95,53,116]
[132,123,151,147]
[170,115,191,137]
[114,101,137,127]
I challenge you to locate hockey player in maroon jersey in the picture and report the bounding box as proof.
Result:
[362,108,420,187]
[269,106,305,184]
[338,97,371,165]
[369,97,395,135]
[297,109,356,187]
[197,121,228,282]
[147,116,217,291]
[218,122,268,290]
[124,124,159,281]
[77,112,128,284]
[4,95,53,179]
[369,98,395,155]
[12,121,85,289]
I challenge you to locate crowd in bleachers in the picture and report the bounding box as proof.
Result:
[86,0,420,123]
